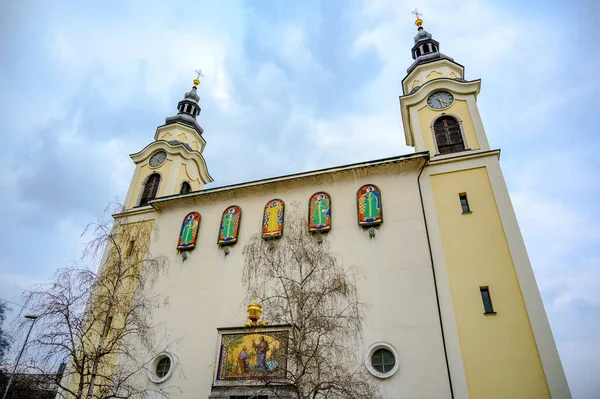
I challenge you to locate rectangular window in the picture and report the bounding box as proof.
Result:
[126,240,135,258]
[459,193,471,213]
[480,287,495,314]
[102,315,113,337]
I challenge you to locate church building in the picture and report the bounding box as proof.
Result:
[111,15,571,399]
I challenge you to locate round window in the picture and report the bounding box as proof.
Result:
[149,353,174,383]
[365,343,399,379]
[156,356,171,378]
[371,348,395,373]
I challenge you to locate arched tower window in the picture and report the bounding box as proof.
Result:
[180,181,191,194]
[433,116,465,154]
[140,173,161,206]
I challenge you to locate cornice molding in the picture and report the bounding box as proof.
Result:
[148,152,428,210]
[130,140,213,184]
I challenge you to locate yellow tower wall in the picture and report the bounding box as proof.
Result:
[417,99,480,155]
[430,166,550,398]
[66,219,155,397]
[176,163,202,192]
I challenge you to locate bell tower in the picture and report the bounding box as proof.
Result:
[400,13,490,158]
[401,12,571,399]
[123,73,213,210]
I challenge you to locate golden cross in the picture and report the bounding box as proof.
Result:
[193,69,204,86]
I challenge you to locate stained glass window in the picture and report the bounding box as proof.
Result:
[357,185,383,226]
[262,200,284,239]
[309,192,331,232]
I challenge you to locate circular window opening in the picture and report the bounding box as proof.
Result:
[371,348,395,373]
[365,343,399,379]
[156,356,171,378]
[149,353,173,383]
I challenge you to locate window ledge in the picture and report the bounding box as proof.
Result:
[483,312,497,316]
[462,211,472,215]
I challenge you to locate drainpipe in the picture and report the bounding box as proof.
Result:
[417,156,454,398]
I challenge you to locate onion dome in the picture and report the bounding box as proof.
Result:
[406,14,455,74]
[165,76,204,135]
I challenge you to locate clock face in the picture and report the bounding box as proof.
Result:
[427,91,454,109]
[149,151,167,168]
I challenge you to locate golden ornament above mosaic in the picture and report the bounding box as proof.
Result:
[244,302,269,327]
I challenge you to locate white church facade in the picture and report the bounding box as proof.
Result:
[102,17,570,399]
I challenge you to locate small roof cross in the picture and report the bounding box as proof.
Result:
[193,69,204,86]
[411,8,422,20]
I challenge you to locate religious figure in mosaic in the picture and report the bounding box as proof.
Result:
[237,346,250,375]
[357,185,383,226]
[217,330,289,381]
[309,192,331,232]
[218,206,241,245]
[177,212,200,250]
[262,199,284,239]
[253,336,269,372]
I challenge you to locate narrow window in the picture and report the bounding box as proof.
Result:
[140,173,161,206]
[459,193,471,213]
[480,287,495,314]
[434,116,465,154]
[126,239,135,258]
[102,315,113,337]
[180,181,191,194]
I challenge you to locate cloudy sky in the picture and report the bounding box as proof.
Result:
[1,0,599,397]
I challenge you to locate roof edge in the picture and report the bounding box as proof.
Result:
[148,152,429,207]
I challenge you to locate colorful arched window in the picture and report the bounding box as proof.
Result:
[140,173,161,206]
[357,184,383,226]
[433,116,465,154]
[218,206,242,245]
[177,212,200,250]
[308,192,331,232]
[262,199,284,239]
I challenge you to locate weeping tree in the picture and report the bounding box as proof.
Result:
[0,300,10,382]
[19,204,172,399]
[242,203,380,399]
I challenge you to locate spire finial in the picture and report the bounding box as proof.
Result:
[412,8,423,28]
[193,69,204,87]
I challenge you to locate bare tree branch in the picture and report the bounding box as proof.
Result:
[241,202,380,399]
[18,203,176,399]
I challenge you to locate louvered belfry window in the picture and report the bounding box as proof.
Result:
[140,173,161,206]
[180,181,191,194]
[434,116,465,154]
